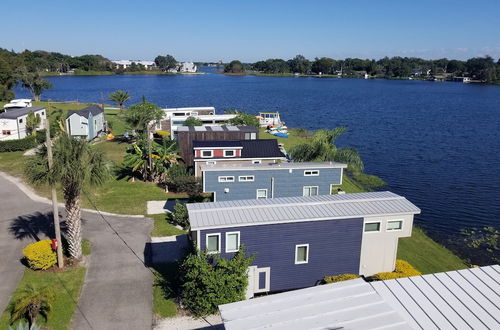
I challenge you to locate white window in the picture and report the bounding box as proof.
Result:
[218,176,234,183]
[225,232,240,253]
[304,170,320,176]
[295,244,309,264]
[239,175,255,182]
[364,222,381,232]
[245,132,257,140]
[256,189,268,199]
[252,159,262,164]
[387,220,403,231]
[201,150,213,158]
[206,161,217,165]
[206,233,221,254]
[224,150,236,157]
[303,186,319,196]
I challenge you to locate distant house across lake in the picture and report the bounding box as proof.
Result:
[0,106,46,141]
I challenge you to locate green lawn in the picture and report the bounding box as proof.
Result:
[104,110,130,136]
[0,267,86,330]
[152,264,179,318]
[150,214,186,237]
[398,227,467,274]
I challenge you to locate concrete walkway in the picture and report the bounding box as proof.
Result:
[0,173,153,329]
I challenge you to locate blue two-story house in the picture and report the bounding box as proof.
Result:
[202,162,347,201]
[187,191,420,297]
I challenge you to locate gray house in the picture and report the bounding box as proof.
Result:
[65,105,105,140]
[187,191,420,296]
[201,162,347,201]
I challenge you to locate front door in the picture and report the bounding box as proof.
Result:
[254,267,270,293]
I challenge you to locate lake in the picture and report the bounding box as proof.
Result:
[14,69,500,263]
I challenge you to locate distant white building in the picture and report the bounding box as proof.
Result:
[3,99,32,110]
[168,62,197,73]
[111,60,156,70]
[0,106,46,141]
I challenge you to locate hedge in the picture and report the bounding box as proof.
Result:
[373,259,421,280]
[323,273,359,284]
[0,130,46,152]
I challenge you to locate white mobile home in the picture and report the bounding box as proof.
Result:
[0,106,46,141]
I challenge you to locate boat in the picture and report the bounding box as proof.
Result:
[273,132,288,138]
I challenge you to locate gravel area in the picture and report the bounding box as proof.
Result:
[154,314,224,330]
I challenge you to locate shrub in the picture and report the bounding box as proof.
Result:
[183,116,203,126]
[323,273,359,284]
[35,130,47,144]
[22,240,57,270]
[180,247,254,316]
[171,200,189,229]
[170,175,202,195]
[373,259,421,280]
[0,135,37,152]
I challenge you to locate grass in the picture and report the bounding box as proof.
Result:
[152,264,179,318]
[0,267,86,330]
[82,239,91,256]
[150,214,186,237]
[104,110,130,136]
[92,140,128,165]
[0,151,26,176]
[398,227,468,274]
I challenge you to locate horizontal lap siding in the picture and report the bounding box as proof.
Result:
[205,167,342,201]
[200,218,362,292]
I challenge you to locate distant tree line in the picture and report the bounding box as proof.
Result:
[225,54,500,83]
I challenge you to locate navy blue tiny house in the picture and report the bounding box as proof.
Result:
[202,162,346,201]
[187,191,420,296]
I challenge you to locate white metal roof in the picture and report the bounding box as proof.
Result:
[200,161,347,172]
[187,191,420,230]
[219,278,411,330]
[370,265,500,329]
[219,265,500,330]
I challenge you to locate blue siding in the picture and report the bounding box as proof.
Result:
[198,218,363,292]
[204,167,342,201]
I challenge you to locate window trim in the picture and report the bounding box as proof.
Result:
[303,186,319,197]
[386,220,403,232]
[200,150,213,158]
[205,161,217,165]
[206,233,221,254]
[238,175,255,182]
[295,244,309,264]
[304,170,320,176]
[218,176,235,183]
[225,231,240,253]
[364,222,381,233]
[223,149,236,158]
[256,189,268,199]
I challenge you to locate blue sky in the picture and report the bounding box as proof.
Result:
[2,0,499,62]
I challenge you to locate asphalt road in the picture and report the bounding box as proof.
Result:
[0,174,153,329]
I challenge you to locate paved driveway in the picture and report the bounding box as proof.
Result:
[0,174,153,329]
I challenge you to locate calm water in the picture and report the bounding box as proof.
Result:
[14,70,500,263]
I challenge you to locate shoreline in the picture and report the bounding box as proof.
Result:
[40,71,205,77]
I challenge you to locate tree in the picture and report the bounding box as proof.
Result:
[311,57,337,74]
[10,284,55,329]
[224,60,245,73]
[25,111,41,136]
[180,247,254,316]
[20,73,52,101]
[25,135,109,259]
[288,55,311,74]
[288,127,364,173]
[108,90,131,110]
[154,55,177,72]
[0,57,15,101]
[124,101,164,132]
[226,111,259,127]
[183,116,203,126]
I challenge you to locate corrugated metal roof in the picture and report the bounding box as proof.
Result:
[201,161,347,171]
[371,265,500,329]
[0,106,45,119]
[219,278,411,330]
[219,265,500,330]
[187,191,420,230]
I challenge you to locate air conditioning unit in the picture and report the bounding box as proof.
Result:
[224,188,230,193]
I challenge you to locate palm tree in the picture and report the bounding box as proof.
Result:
[288,127,364,172]
[10,284,55,329]
[108,90,131,111]
[25,135,109,259]
[25,111,41,136]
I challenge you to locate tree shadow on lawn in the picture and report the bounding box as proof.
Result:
[9,211,68,242]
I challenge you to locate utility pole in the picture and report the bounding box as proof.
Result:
[45,117,64,268]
